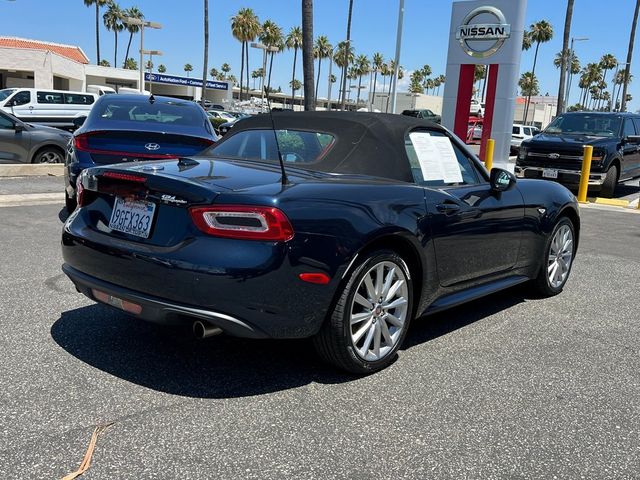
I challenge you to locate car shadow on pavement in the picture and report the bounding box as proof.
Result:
[51,304,353,398]
[58,207,69,223]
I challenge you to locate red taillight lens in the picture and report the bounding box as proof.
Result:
[190,205,294,241]
[100,171,147,183]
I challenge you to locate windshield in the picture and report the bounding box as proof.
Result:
[545,114,622,137]
[0,89,16,102]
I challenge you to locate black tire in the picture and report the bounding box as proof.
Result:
[65,191,77,213]
[599,164,619,198]
[32,146,64,164]
[532,217,576,297]
[313,250,414,374]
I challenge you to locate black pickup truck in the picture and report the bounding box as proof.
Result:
[515,112,640,197]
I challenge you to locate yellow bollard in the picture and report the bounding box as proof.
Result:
[577,145,593,203]
[484,138,494,172]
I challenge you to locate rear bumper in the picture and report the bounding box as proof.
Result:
[514,165,607,186]
[62,263,268,338]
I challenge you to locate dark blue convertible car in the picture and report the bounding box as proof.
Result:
[62,112,579,373]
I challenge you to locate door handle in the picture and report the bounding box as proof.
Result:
[436,202,461,214]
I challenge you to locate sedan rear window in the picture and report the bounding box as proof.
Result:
[210,129,335,164]
[93,99,206,126]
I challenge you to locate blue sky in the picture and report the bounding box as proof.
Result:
[2,0,638,110]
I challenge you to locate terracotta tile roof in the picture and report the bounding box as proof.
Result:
[0,37,89,64]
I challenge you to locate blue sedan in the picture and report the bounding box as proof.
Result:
[61,112,579,373]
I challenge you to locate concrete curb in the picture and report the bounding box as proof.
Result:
[0,164,64,177]
[0,192,63,208]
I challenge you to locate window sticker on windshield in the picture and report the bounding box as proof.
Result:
[409,132,463,184]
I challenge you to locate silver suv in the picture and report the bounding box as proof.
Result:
[0,110,71,163]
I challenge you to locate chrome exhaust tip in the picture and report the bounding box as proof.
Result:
[193,320,223,339]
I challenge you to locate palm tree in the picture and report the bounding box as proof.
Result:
[370,52,384,110]
[334,40,354,108]
[259,20,284,93]
[473,64,486,99]
[290,79,302,108]
[436,74,445,95]
[556,0,574,114]
[519,72,539,122]
[84,0,109,64]
[302,0,315,110]
[354,54,370,105]
[251,68,265,90]
[340,0,354,110]
[522,29,532,51]
[314,36,332,104]
[231,8,261,101]
[122,6,143,68]
[286,26,303,108]
[210,67,219,79]
[221,63,231,79]
[99,59,111,67]
[613,68,632,110]
[598,54,617,109]
[523,20,554,123]
[555,51,580,105]
[409,71,424,94]
[158,64,166,73]
[385,61,402,112]
[145,60,153,71]
[124,57,137,70]
[184,64,193,77]
[622,0,640,111]
[202,0,209,108]
[103,1,124,68]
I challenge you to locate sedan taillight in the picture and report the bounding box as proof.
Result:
[190,205,294,241]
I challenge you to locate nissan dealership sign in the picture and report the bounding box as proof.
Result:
[456,6,511,58]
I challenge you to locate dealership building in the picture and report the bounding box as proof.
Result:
[0,36,232,104]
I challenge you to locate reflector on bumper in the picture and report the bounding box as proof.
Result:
[92,288,142,314]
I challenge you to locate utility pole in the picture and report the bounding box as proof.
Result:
[390,0,404,114]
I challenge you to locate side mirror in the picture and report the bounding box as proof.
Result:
[72,116,86,129]
[626,135,640,144]
[14,122,25,132]
[490,168,516,192]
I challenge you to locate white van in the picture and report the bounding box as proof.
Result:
[0,88,97,129]
[86,85,116,96]
[118,87,151,95]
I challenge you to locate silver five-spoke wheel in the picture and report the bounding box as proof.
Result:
[547,224,573,289]
[350,261,409,361]
[36,150,63,163]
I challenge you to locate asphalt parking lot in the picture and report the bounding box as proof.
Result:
[0,179,639,479]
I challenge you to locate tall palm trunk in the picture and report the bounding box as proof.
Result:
[622,0,640,111]
[356,74,363,104]
[245,44,250,101]
[557,0,574,114]
[267,52,275,93]
[524,42,541,123]
[340,0,354,110]
[385,71,393,113]
[315,58,322,104]
[371,70,378,110]
[95,3,101,64]
[113,31,118,69]
[302,0,315,110]
[239,41,245,101]
[124,32,133,68]
[201,0,209,108]
[290,47,298,108]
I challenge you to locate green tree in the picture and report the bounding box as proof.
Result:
[519,72,540,122]
[84,0,109,65]
[314,35,332,104]
[259,20,284,93]
[286,26,303,108]
[209,67,219,79]
[98,59,111,67]
[221,63,231,79]
[290,78,302,107]
[522,29,532,51]
[598,53,618,109]
[122,6,143,68]
[556,0,574,114]
[335,40,355,108]
[523,20,553,122]
[409,70,424,94]
[158,64,166,73]
[123,57,137,70]
[370,52,384,110]
[354,54,370,105]
[103,1,124,68]
[231,8,261,101]
[184,63,193,77]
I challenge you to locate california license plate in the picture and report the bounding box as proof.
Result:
[108,197,156,238]
[542,168,558,179]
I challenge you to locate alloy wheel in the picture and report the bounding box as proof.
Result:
[38,151,62,163]
[547,224,573,289]
[349,261,409,361]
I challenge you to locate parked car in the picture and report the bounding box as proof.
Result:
[62,112,579,374]
[86,85,117,96]
[401,109,441,123]
[206,110,236,121]
[516,112,640,197]
[64,94,217,212]
[217,113,251,136]
[0,109,71,163]
[511,124,540,155]
[470,99,484,117]
[467,117,483,143]
[0,88,97,129]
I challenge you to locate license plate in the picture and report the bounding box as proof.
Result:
[108,197,156,238]
[542,168,558,179]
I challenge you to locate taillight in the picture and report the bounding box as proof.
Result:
[74,132,177,159]
[100,171,147,183]
[190,205,294,241]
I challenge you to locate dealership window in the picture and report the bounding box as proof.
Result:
[37,91,64,104]
[405,130,481,187]
[11,91,31,106]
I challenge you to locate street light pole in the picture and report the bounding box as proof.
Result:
[120,15,162,93]
[390,0,405,114]
[141,50,162,94]
[251,42,278,111]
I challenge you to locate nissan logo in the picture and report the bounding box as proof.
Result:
[145,143,161,151]
[456,6,511,58]
[548,153,560,159]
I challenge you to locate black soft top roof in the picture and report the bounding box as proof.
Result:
[224,111,446,182]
